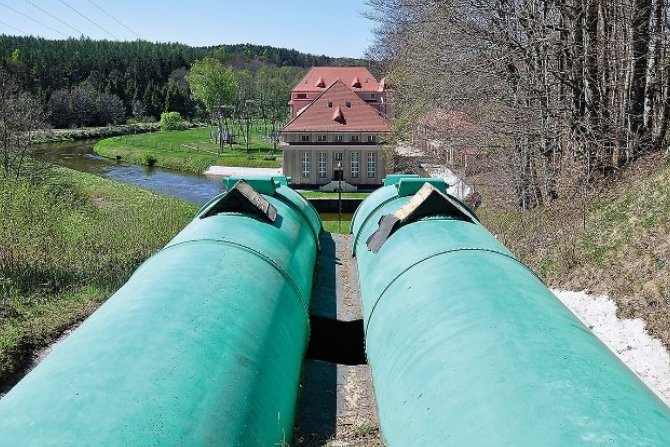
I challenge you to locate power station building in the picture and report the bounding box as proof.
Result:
[281,67,392,189]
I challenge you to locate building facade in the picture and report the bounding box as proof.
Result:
[282,67,392,188]
[282,140,385,187]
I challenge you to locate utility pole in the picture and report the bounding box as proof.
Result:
[244,100,254,155]
[214,105,224,154]
[337,161,343,232]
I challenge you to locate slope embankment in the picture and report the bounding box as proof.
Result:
[0,165,197,391]
[479,153,670,350]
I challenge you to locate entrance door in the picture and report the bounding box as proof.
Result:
[333,152,344,180]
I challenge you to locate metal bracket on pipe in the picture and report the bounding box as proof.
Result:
[366,183,474,253]
[200,179,277,222]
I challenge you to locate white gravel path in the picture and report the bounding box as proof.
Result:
[393,144,474,200]
[203,166,282,177]
[553,289,670,406]
[422,163,473,199]
[395,143,424,157]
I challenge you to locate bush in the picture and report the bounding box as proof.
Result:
[143,153,157,166]
[160,111,182,131]
[47,88,125,128]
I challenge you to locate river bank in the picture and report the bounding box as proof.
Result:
[30,123,162,143]
[32,139,226,205]
[0,165,197,391]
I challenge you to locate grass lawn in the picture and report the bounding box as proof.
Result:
[94,126,282,173]
[0,164,197,387]
[321,221,352,234]
[320,213,354,234]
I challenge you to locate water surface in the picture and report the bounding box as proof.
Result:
[34,139,225,205]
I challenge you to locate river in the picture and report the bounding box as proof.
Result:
[33,139,359,223]
[33,139,225,206]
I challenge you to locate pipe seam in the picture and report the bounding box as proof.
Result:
[363,247,544,338]
[158,238,311,325]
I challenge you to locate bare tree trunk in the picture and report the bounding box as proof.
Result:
[645,0,666,143]
[583,0,602,168]
[629,0,652,154]
[366,0,670,209]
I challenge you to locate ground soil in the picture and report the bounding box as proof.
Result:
[293,233,383,446]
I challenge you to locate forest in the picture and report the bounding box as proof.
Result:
[367,0,670,209]
[0,35,362,128]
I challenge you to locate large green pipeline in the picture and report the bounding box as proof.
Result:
[0,176,320,446]
[351,176,670,446]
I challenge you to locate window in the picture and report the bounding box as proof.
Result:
[318,152,327,178]
[297,93,307,99]
[367,135,377,143]
[370,93,376,99]
[334,135,344,142]
[327,101,333,108]
[335,152,343,161]
[351,152,360,178]
[367,152,376,178]
[301,152,310,178]
[345,101,351,108]
[351,135,360,142]
[301,135,310,142]
[317,135,327,142]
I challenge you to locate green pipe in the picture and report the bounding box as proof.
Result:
[352,176,670,446]
[0,176,320,446]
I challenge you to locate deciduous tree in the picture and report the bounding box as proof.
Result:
[0,69,45,177]
[366,0,670,209]
[186,58,237,114]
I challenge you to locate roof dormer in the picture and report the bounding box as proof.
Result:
[315,77,326,88]
[332,106,345,124]
[351,77,362,88]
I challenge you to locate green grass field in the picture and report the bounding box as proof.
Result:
[0,165,197,387]
[321,220,352,234]
[94,126,282,173]
[320,213,354,234]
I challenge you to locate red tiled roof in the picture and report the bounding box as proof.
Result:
[283,80,391,133]
[292,67,380,93]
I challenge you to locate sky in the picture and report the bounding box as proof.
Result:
[0,0,376,58]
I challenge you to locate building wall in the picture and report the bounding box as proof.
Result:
[283,145,386,187]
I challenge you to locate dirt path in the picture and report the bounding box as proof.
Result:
[293,233,382,446]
